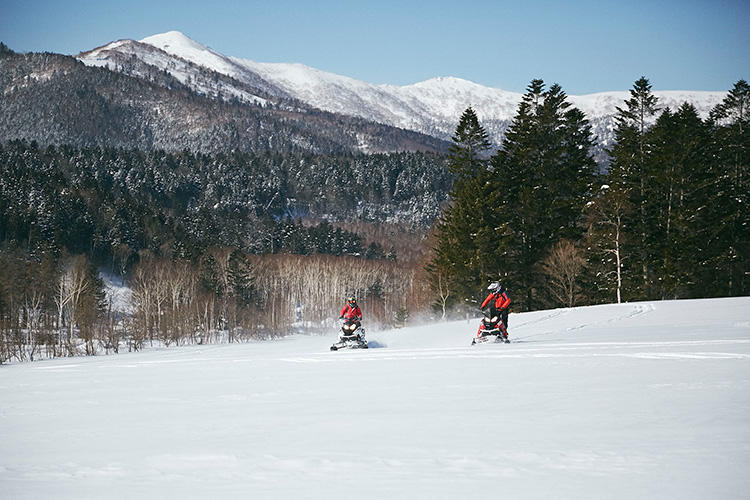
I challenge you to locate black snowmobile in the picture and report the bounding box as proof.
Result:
[471,307,510,345]
[330,318,368,351]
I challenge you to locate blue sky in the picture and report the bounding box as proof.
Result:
[1,0,748,94]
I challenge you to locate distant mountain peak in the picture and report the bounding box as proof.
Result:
[138,31,223,65]
[139,31,206,51]
[409,76,484,88]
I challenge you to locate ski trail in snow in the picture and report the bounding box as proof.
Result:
[282,337,750,363]
[283,351,750,363]
[511,302,656,342]
[511,309,569,329]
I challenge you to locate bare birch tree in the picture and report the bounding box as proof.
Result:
[542,240,586,308]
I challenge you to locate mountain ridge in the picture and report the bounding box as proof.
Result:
[91,30,727,148]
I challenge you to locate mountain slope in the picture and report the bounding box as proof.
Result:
[80,37,291,105]
[2,297,749,498]
[0,49,449,154]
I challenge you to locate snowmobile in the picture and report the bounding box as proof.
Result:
[471,307,510,345]
[330,318,368,351]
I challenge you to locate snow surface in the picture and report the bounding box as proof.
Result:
[2,297,749,498]
[140,31,250,82]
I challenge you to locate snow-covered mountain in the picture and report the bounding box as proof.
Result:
[78,37,290,107]
[79,31,727,147]
[5,44,449,155]
[3,296,749,498]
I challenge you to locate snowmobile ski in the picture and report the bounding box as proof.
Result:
[330,337,369,351]
[471,333,509,346]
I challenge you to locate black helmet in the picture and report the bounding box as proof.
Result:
[347,295,357,305]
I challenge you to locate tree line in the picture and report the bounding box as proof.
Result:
[429,78,748,313]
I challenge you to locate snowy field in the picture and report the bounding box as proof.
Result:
[2,297,749,499]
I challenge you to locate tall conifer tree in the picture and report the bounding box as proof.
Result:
[448,107,492,178]
[607,76,660,299]
[705,80,749,295]
[491,80,597,310]
[646,103,710,298]
[429,108,501,311]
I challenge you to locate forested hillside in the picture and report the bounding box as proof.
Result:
[0,142,451,259]
[0,47,449,154]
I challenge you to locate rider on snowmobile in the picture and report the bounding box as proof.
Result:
[339,295,362,323]
[478,281,510,340]
[330,295,367,350]
[337,295,366,344]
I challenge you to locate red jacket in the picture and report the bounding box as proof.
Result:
[340,304,362,321]
[481,290,510,311]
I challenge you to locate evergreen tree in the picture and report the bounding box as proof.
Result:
[487,80,544,310]
[429,108,501,311]
[490,80,597,310]
[448,107,492,179]
[607,76,660,299]
[704,80,750,295]
[645,104,710,298]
